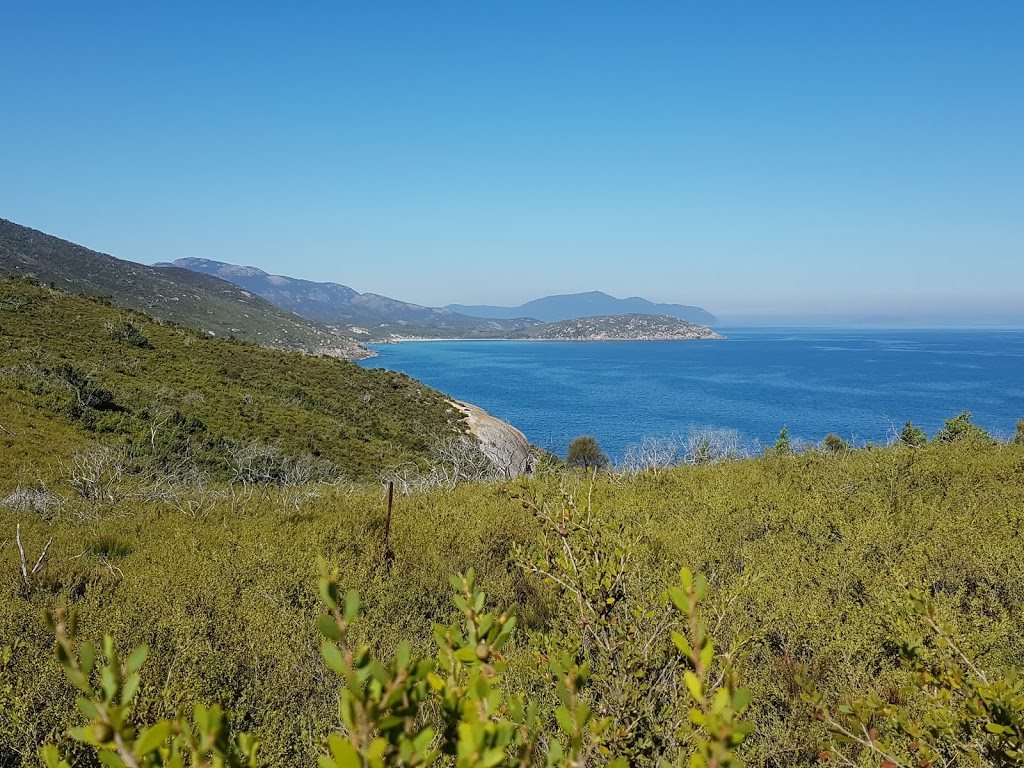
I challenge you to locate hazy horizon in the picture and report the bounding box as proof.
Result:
[2,3,1021,319]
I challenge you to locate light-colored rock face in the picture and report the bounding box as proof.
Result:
[449,400,533,477]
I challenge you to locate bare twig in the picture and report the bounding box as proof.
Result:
[15,523,52,583]
[16,523,27,582]
[32,537,53,575]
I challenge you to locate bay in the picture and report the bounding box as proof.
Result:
[357,328,1024,461]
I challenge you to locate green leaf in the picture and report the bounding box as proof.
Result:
[317,615,342,640]
[555,705,575,735]
[76,697,102,720]
[99,667,117,702]
[680,568,693,591]
[125,645,148,675]
[66,668,93,695]
[667,586,691,615]
[321,641,347,675]
[694,572,708,600]
[733,687,753,712]
[121,672,140,705]
[699,641,714,671]
[684,670,703,701]
[134,720,171,756]
[98,751,127,768]
[39,744,65,768]
[79,642,96,676]
[671,631,692,658]
[327,734,362,767]
[343,590,360,622]
[318,579,338,611]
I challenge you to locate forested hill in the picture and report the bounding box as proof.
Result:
[0,276,465,480]
[0,219,368,358]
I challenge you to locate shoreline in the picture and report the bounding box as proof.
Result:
[368,335,725,345]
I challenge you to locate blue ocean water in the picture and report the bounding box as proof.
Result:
[357,329,1024,461]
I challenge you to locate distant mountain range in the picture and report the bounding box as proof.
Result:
[0,218,719,352]
[158,260,718,335]
[0,220,368,358]
[156,258,538,333]
[447,291,717,325]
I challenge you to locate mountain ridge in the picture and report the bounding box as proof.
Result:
[447,290,717,325]
[0,219,369,358]
[157,257,539,333]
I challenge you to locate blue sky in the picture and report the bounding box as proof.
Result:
[2,2,1022,319]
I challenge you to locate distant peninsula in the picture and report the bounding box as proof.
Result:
[378,314,722,343]
[504,314,723,341]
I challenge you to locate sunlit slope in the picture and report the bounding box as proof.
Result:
[0,219,367,356]
[0,276,464,479]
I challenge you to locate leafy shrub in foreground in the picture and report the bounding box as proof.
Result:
[5,440,1024,766]
[804,590,1024,767]
[38,557,753,767]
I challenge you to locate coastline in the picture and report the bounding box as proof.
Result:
[369,335,725,345]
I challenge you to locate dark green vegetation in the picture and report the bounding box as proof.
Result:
[0,276,465,481]
[0,220,366,357]
[4,432,1024,765]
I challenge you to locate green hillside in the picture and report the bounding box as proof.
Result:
[2,401,1023,764]
[0,219,367,357]
[0,276,464,482]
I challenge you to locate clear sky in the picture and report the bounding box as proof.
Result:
[2,2,1022,320]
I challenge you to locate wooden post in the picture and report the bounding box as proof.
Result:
[384,481,394,549]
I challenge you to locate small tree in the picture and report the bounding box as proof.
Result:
[772,427,791,455]
[934,410,991,444]
[1014,419,1024,445]
[566,435,610,470]
[899,420,927,447]
[821,433,849,455]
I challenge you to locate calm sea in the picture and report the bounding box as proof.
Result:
[357,329,1024,461]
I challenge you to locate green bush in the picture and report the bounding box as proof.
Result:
[821,433,849,455]
[934,410,992,444]
[565,436,609,470]
[771,427,791,455]
[899,420,927,447]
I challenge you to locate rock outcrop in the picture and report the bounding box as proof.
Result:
[450,400,533,477]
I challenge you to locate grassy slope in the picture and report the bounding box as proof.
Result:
[2,441,1023,765]
[0,219,366,356]
[0,277,464,481]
